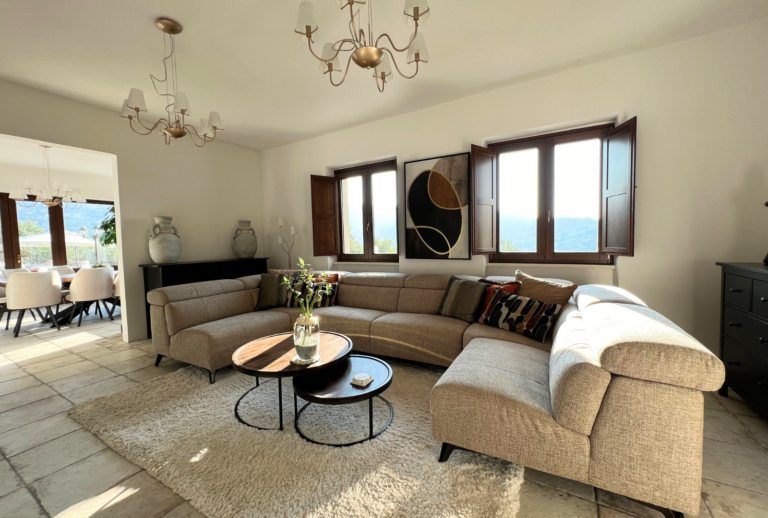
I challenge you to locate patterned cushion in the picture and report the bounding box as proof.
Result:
[286,275,305,308]
[287,278,337,308]
[316,283,338,308]
[480,289,562,343]
[478,278,521,321]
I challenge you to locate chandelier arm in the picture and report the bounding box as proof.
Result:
[308,37,358,63]
[375,74,385,93]
[182,124,217,147]
[330,53,356,87]
[134,111,169,132]
[348,4,361,47]
[382,47,420,79]
[375,23,418,52]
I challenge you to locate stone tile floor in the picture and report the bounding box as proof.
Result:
[0,308,765,517]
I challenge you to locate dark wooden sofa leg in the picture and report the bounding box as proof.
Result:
[154,354,164,367]
[439,443,457,463]
[718,383,728,397]
[209,370,217,384]
[629,498,683,518]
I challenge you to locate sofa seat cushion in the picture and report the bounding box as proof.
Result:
[370,313,469,367]
[432,338,590,482]
[463,323,552,353]
[312,306,387,353]
[266,307,303,320]
[582,303,725,391]
[170,311,291,372]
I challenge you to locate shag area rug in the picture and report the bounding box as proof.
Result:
[69,360,524,518]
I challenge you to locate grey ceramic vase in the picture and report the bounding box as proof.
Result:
[149,216,181,264]
[232,220,258,259]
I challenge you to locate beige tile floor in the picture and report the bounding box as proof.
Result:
[0,308,766,517]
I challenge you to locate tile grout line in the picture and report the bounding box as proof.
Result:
[3,427,87,467]
[3,451,52,518]
[701,476,768,497]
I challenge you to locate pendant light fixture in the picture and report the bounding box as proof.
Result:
[295,0,431,92]
[120,18,223,147]
[9,145,83,209]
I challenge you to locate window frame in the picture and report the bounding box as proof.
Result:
[0,194,115,269]
[489,124,614,265]
[335,159,399,263]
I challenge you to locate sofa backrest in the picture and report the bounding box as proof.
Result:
[336,273,407,312]
[397,274,450,314]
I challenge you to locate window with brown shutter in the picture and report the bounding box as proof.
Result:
[310,175,341,256]
[600,117,637,256]
[471,145,497,254]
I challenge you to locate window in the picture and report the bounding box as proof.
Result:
[472,119,637,264]
[0,195,115,269]
[310,160,399,261]
[334,161,399,262]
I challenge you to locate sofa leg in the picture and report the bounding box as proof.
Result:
[154,355,163,367]
[629,498,683,518]
[209,370,217,384]
[439,443,457,463]
[718,383,728,397]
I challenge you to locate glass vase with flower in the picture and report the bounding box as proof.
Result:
[282,258,334,364]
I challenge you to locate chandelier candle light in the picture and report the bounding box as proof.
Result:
[10,145,83,209]
[295,0,431,92]
[119,18,223,147]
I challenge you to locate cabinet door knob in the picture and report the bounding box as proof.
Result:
[728,361,742,366]
[729,322,742,327]
[762,297,767,303]
[761,337,768,343]
[730,288,742,293]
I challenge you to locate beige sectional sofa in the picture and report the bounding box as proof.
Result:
[147,272,724,517]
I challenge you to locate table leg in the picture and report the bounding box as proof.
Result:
[294,392,298,422]
[278,378,283,431]
[369,398,374,439]
[255,377,259,387]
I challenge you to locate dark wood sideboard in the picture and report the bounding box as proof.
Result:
[140,257,268,338]
[717,262,768,419]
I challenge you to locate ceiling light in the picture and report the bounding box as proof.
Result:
[10,145,83,209]
[119,18,223,147]
[295,0,431,93]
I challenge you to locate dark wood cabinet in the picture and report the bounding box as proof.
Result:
[140,257,268,338]
[717,262,768,419]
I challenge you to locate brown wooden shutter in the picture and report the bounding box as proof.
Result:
[311,175,341,256]
[471,144,497,254]
[600,117,637,256]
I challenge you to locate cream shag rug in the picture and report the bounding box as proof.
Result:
[69,360,524,518]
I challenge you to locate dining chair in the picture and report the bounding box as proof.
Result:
[54,265,76,275]
[0,268,32,329]
[110,273,121,320]
[66,268,115,327]
[4,271,63,337]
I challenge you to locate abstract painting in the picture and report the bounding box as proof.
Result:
[404,153,471,260]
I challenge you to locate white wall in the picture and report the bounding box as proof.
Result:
[0,164,114,201]
[259,18,768,353]
[0,79,262,341]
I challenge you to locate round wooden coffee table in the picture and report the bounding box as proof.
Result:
[292,355,394,447]
[232,331,353,431]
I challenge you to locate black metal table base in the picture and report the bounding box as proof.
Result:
[293,395,394,447]
[234,377,285,431]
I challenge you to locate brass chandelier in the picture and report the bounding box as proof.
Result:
[10,145,83,209]
[120,18,223,147]
[295,0,431,92]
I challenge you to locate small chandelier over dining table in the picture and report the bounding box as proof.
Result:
[119,18,223,147]
[9,145,83,209]
[295,0,431,92]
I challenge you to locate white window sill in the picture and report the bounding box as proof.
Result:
[486,263,616,269]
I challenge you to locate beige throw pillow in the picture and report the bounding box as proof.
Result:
[515,270,577,306]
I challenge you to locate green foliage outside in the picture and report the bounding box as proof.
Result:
[18,219,44,236]
[348,232,364,254]
[348,232,397,254]
[500,238,523,252]
[98,206,117,247]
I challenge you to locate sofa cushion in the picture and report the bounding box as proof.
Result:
[257,273,290,310]
[370,313,469,367]
[574,285,647,312]
[431,339,591,483]
[396,288,445,315]
[236,275,262,290]
[480,290,562,343]
[437,276,488,323]
[581,303,725,391]
[515,270,577,306]
[148,279,245,306]
[336,284,400,312]
[462,324,552,353]
[342,272,408,287]
[549,310,612,435]
[403,274,451,289]
[165,290,258,335]
[312,306,387,353]
[169,311,291,372]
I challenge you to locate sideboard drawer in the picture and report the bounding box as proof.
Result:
[723,338,768,413]
[753,280,768,319]
[722,306,768,359]
[724,274,752,310]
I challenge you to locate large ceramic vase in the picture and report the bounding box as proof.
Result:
[232,220,258,259]
[149,216,181,264]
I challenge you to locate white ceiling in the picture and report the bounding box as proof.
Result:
[0,0,766,151]
[0,135,113,177]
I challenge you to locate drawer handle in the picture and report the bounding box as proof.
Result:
[728,362,742,366]
[730,288,742,293]
[762,297,768,303]
[761,337,768,344]
[729,322,742,327]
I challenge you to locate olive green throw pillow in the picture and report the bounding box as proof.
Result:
[257,273,289,310]
[437,276,488,323]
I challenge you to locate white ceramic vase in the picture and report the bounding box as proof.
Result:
[149,216,181,264]
[232,220,258,259]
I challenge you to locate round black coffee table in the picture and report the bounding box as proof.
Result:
[292,355,393,447]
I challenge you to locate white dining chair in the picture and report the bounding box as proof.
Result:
[66,268,115,326]
[110,273,121,320]
[4,271,63,337]
[54,265,76,275]
[1,268,32,328]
